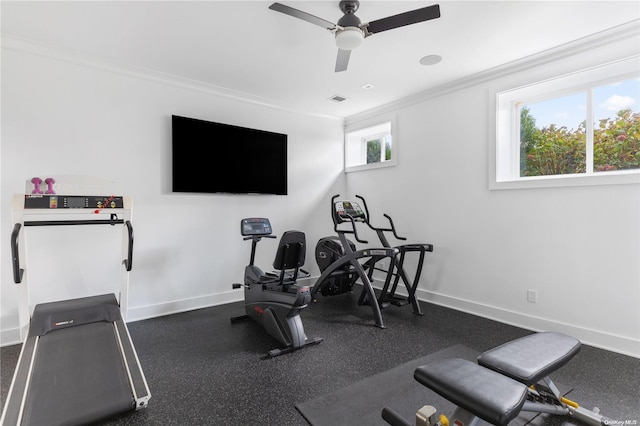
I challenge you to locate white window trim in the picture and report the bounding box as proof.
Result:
[345,115,397,173]
[490,55,640,190]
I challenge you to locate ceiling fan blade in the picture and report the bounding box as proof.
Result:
[365,4,440,35]
[335,49,351,72]
[269,2,337,30]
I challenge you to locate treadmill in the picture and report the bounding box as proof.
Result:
[1,192,151,425]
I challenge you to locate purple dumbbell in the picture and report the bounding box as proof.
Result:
[31,177,43,194]
[45,177,56,194]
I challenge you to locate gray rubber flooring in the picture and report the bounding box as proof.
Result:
[2,290,638,425]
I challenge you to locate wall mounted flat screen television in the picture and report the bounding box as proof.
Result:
[172,115,288,195]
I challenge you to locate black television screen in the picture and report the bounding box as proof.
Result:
[172,115,287,195]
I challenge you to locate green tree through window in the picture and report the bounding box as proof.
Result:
[367,138,382,164]
[594,109,640,172]
[520,106,587,176]
[520,91,640,177]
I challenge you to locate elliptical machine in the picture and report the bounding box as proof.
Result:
[311,196,400,328]
[313,194,434,328]
[231,218,323,357]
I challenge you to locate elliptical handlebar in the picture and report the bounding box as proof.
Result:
[343,215,368,244]
[356,194,407,241]
[331,194,368,244]
[381,214,407,241]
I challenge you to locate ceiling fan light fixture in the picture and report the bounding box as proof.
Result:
[335,27,364,50]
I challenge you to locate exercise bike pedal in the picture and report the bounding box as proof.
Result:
[263,336,324,359]
[308,336,324,346]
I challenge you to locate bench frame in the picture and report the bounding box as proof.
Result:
[382,332,616,426]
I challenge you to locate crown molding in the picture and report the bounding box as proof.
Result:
[3,18,638,126]
[0,34,344,122]
[346,19,640,125]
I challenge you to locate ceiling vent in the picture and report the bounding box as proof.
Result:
[328,94,347,102]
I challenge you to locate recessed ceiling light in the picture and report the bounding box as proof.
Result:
[419,55,442,66]
[361,83,374,90]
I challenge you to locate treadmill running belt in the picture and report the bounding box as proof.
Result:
[23,321,134,425]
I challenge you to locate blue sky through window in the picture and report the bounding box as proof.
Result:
[525,78,640,130]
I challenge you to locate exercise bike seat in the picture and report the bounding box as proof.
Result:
[414,358,528,426]
[273,231,305,270]
[253,230,307,289]
[477,332,581,386]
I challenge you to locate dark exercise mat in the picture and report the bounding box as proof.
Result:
[295,345,567,426]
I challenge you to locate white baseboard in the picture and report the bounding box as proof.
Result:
[124,291,242,323]
[415,288,640,358]
[3,282,638,358]
[0,291,243,347]
[0,328,21,347]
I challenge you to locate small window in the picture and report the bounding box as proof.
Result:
[345,118,396,172]
[493,56,640,189]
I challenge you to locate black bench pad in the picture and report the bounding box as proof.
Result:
[414,358,527,426]
[477,332,581,386]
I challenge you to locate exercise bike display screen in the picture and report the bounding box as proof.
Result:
[241,218,272,236]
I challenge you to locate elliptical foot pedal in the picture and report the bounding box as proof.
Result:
[230,314,250,323]
[389,298,409,307]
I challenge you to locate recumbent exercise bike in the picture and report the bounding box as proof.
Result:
[231,218,323,358]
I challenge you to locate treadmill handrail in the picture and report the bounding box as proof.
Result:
[124,220,133,272]
[11,223,24,284]
[23,213,125,227]
[11,216,134,280]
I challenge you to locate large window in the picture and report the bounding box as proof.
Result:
[345,118,396,172]
[493,56,640,189]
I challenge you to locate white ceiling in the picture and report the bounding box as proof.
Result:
[2,1,639,119]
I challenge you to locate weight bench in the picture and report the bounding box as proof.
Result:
[383,332,616,426]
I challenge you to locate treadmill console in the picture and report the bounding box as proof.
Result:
[333,200,367,224]
[24,195,124,209]
[241,218,273,236]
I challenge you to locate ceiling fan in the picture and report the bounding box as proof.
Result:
[269,1,441,72]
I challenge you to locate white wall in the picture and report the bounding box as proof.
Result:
[344,27,640,357]
[2,26,639,358]
[0,41,346,344]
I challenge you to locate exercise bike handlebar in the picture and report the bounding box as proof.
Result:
[355,194,407,241]
[243,235,277,241]
[243,234,277,266]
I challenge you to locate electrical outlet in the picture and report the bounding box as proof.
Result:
[527,289,537,303]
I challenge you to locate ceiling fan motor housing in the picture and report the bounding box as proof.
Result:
[336,0,363,50]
